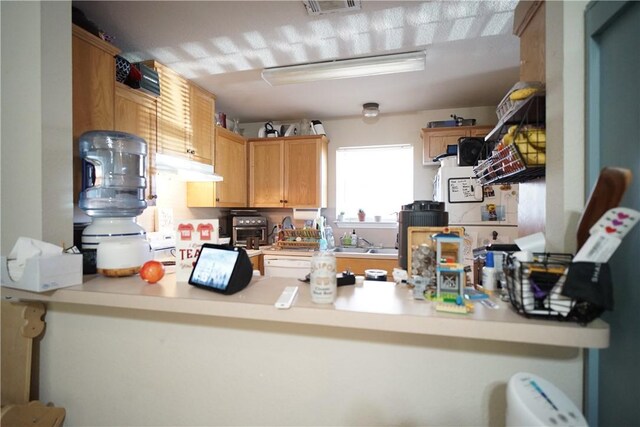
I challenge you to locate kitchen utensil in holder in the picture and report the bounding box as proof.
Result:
[504,253,611,325]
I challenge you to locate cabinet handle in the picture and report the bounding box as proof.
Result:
[216,197,219,202]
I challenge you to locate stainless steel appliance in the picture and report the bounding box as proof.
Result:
[232,215,268,247]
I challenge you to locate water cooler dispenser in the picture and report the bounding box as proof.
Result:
[79,131,150,275]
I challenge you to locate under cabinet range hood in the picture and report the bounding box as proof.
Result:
[154,153,223,182]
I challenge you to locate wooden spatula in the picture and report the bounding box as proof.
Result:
[576,167,633,250]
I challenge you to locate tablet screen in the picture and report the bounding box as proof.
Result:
[190,246,240,291]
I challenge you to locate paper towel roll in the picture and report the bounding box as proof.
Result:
[293,208,320,221]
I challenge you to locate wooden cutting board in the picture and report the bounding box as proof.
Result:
[576,167,632,250]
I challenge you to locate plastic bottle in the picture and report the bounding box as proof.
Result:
[342,232,351,246]
[482,251,497,292]
[351,229,358,247]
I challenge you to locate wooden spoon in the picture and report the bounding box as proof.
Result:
[576,167,632,250]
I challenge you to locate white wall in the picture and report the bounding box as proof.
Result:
[544,1,588,253]
[41,302,584,426]
[0,1,73,254]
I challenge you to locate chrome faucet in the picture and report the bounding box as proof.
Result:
[357,237,377,248]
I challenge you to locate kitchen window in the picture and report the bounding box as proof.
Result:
[336,144,413,223]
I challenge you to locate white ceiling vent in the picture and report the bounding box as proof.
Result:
[303,1,361,16]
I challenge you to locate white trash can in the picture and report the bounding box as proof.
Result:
[506,372,588,426]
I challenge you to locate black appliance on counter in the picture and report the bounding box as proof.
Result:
[398,201,448,270]
[227,210,268,247]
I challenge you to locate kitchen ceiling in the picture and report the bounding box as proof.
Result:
[74,1,521,123]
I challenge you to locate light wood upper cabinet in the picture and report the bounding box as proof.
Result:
[248,139,285,208]
[144,60,189,157]
[214,127,247,207]
[143,60,215,165]
[114,83,158,204]
[421,126,493,164]
[187,126,247,208]
[72,24,119,201]
[189,84,215,164]
[514,0,545,83]
[248,136,328,208]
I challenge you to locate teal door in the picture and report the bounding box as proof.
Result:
[585,1,640,425]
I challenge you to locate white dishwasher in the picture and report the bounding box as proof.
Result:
[263,255,311,278]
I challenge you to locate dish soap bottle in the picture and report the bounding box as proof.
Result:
[351,229,358,247]
[342,232,351,247]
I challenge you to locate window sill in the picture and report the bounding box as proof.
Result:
[334,221,398,229]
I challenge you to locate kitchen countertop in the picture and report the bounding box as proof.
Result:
[1,272,609,349]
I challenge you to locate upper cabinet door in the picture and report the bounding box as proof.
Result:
[284,138,327,208]
[147,61,190,157]
[189,84,214,164]
[248,136,328,208]
[215,127,247,207]
[514,0,545,83]
[249,139,285,207]
[72,25,119,202]
[114,83,158,204]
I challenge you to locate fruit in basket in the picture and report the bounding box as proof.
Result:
[515,140,546,165]
[509,87,539,101]
[524,127,546,149]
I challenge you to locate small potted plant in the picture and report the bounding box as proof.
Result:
[357,209,366,222]
[337,211,345,222]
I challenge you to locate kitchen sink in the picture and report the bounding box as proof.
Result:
[332,247,369,253]
[366,248,398,255]
[332,247,398,255]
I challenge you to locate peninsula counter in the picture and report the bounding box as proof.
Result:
[1,273,608,426]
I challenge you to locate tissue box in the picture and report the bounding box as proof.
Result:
[1,254,83,292]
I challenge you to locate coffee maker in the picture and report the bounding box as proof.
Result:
[78,131,150,274]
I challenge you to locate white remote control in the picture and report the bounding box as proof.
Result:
[275,286,298,309]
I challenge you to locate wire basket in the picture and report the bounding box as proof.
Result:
[496,81,545,121]
[276,229,320,250]
[474,141,545,185]
[504,253,576,320]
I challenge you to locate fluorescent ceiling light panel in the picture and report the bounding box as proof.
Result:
[262,51,425,86]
